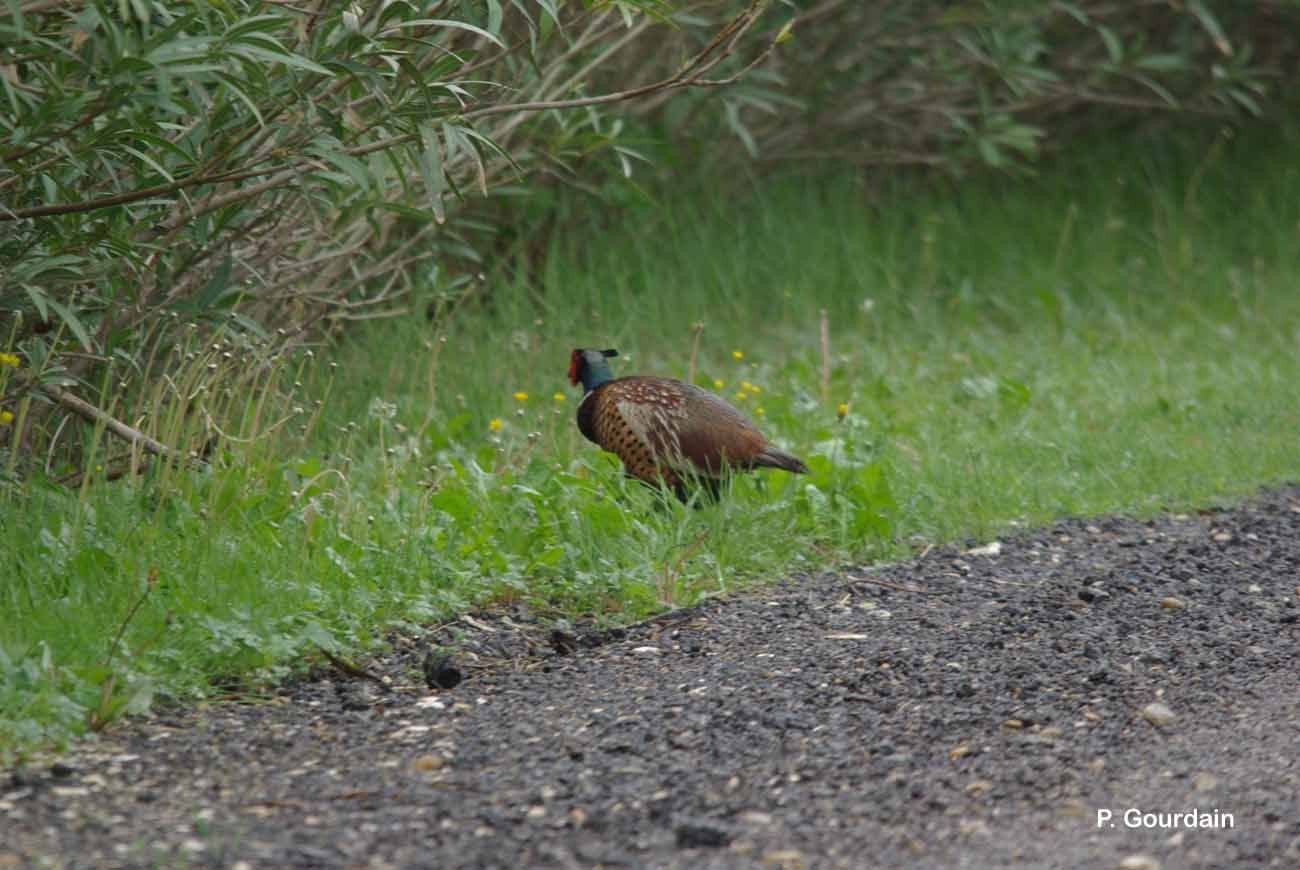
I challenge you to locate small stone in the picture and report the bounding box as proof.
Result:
[762,850,804,867]
[675,821,731,848]
[959,819,991,836]
[411,754,445,772]
[966,541,1002,557]
[422,650,463,690]
[1001,718,1024,730]
[1212,531,1232,543]
[1193,772,1218,792]
[1141,702,1177,727]
[949,743,972,760]
[965,779,994,796]
[632,646,663,655]
[1160,597,1185,610]
[1118,855,1161,870]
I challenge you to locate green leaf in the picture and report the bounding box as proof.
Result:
[387,19,505,48]
[1096,25,1122,64]
[1188,0,1232,56]
[44,298,96,353]
[195,255,234,311]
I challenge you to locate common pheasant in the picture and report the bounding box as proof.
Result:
[568,348,809,501]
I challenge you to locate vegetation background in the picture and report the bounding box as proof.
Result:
[3,0,1299,753]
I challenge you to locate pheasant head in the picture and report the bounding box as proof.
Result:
[568,347,619,393]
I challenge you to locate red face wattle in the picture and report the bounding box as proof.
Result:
[567,349,582,385]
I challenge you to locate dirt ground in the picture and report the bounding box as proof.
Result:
[5,486,1299,869]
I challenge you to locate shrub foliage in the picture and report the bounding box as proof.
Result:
[0,0,1295,485]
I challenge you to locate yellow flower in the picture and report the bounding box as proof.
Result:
[0,352,18,367]
[512,391,528,401]
[731,350,744,360]
[552,392,566,402]
[755,407,765,416]
[713,379,725,390]
[489,417,503,431]
[734,391,747,401]
[837,402,849,419]
[0,410,12,425]
[742,380,761,394]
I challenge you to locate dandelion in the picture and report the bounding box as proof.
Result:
[731,350,744,360]
[552,392,566,402]
[713,379,725,390]
[741,380,762,394]
[734,391,748,402]
[513,391,529,401]
[837,402,849,419]
[489,417,503,431]
[0,410,12,425]
[755,407,765,416]
[0,352,19,367]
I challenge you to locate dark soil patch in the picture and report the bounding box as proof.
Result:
[5,487,1300,869]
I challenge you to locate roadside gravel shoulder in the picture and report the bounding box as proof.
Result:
[5,486,1299,869]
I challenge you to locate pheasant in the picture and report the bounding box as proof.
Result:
[568,348,809,501]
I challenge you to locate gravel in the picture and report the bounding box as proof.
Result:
[5,486,1300,869]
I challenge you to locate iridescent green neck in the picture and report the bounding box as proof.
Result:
[581,356,615,393]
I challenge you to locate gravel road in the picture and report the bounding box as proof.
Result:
[5,486,1300,869]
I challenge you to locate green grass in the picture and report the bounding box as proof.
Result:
[4,123,1300,754]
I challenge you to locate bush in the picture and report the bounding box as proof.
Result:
[0,0,780,483]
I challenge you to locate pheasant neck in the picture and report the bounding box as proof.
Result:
[580,359,615,393]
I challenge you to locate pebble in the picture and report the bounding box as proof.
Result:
[411,755,445,772]
[762,850,804,867]
[1118,855,1161,870]
[1160,597,1185,609]
[1141,703,1177,727]
[675,821,731,848]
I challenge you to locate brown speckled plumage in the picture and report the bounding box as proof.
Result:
[570,349,808,501]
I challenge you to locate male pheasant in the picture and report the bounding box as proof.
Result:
[568,348,808,501]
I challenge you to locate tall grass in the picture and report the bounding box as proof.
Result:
[4,124,1300,754]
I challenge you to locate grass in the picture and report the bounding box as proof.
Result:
[4,122,1300,755]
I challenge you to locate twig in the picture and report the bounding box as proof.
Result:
[850,576,936,595]
[317,646,386,685]
[33,381,206,469]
